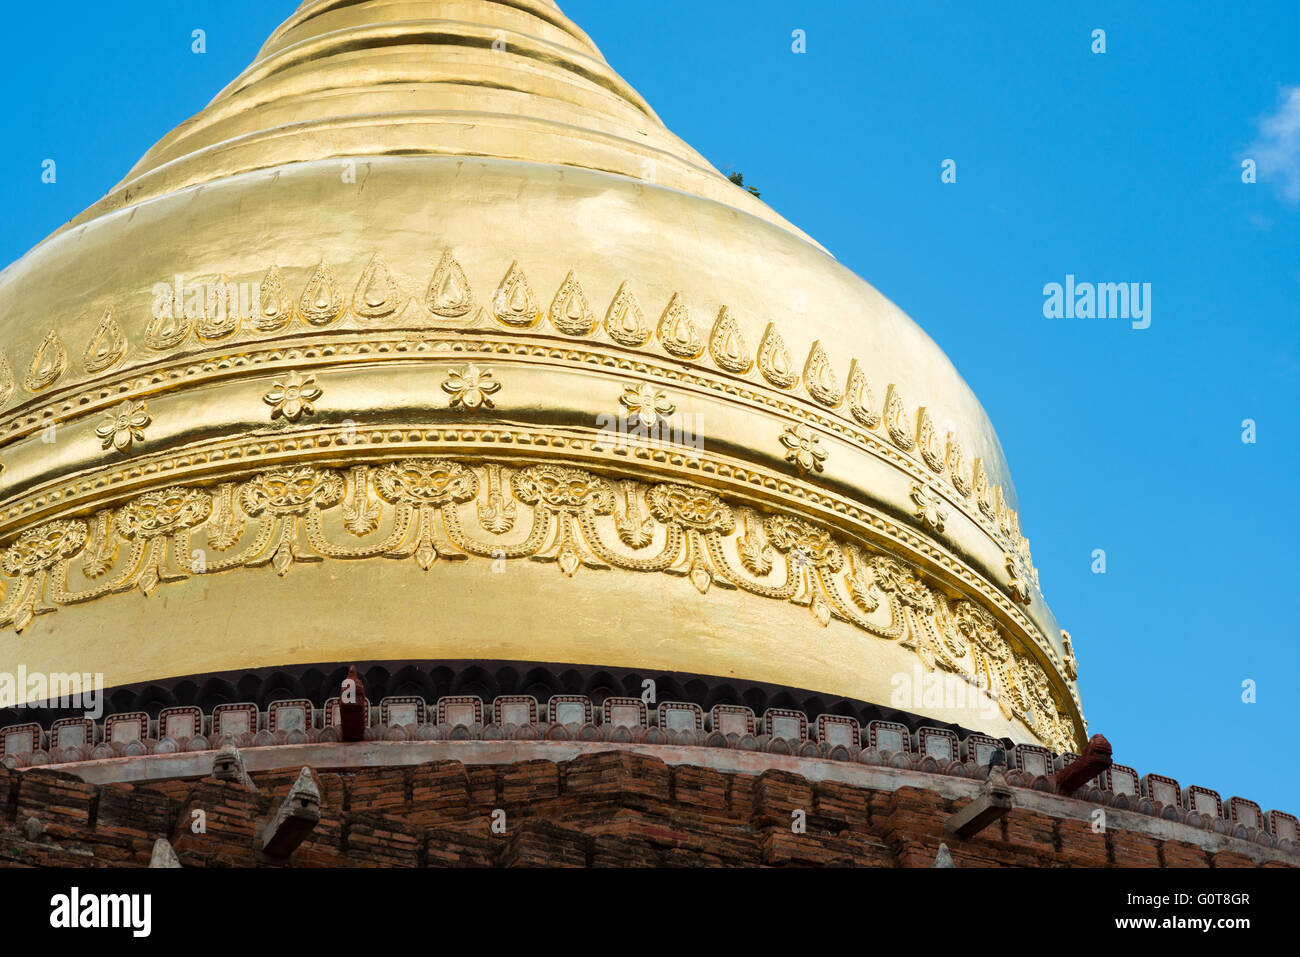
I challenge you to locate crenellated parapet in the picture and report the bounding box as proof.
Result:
[1,690,1293,863]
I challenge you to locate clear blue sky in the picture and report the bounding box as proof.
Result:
[1,2,1297,813]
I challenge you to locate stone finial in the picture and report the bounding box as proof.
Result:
[257,767,322,862]
[149,838,182,868]
[932,843,956,868]
[212,737,256,790]
[339,665,368,742]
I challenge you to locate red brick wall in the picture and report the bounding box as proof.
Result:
[0,752,1286,867]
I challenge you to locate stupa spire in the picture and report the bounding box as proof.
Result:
[62,0,815,246]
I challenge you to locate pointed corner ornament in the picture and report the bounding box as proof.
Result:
[780,423,827,474]
[96,400,151,453]
[24,330,68,393]
[257,766,322,862]
[845,359,879,428]
[342,466,382,537]
[196,276,242,341]
[550,269,597,336]
[479,463,517,535]
[353,253,403,320]
[1061,630,1078,681]
[298,259,346,326]
[757,322,799,388]
[149,838,182,869]
[972,458,995,519]
[82,308,128,374]
[911,483,948,533]
[144,285,192,350]
[993,488,1014,541]
[604,281,650,346]
[426,249,473,318]
[0,349,16,409]
[708,307,752,374]
[946,434,972,497]
[916,408,946,475]
[443,364,501,410]
[803,341,841,406]
[945,764,1012,839]
[884,383,915,450]
[738,511,775,576]
[1005,505,1022,542]
[256,265,294,332]
[657,293,703,358]
[264,371,323,422]
[492,261,540,327]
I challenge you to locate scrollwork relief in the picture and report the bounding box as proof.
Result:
[0,458,1077,751]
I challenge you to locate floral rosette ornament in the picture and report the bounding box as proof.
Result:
[95,400,151,453]
[263,371,323,422]
[442,364,501,410]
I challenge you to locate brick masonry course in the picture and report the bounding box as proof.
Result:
[0,748,1292,868]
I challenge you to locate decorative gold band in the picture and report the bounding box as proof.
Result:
[0,454,1082,752]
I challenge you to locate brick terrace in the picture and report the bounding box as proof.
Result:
[1,747,1293,868]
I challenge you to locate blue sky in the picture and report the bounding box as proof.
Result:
[1,1,1297,813]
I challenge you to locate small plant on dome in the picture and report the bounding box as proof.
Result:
[728,171,761,198]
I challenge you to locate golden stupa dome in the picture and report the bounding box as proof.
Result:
[0,0,1082,751]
